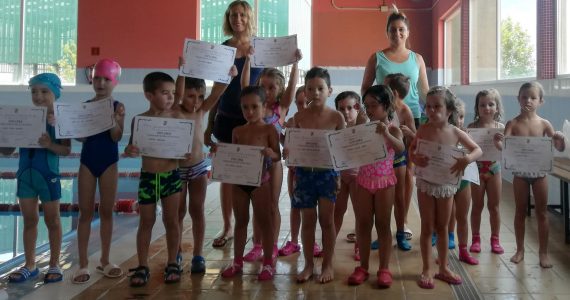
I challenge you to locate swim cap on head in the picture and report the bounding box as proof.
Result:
[28,73,62,100]
[93,58,121,85]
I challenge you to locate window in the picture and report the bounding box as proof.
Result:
[444,9,461,85]
[470,0,536,82]
[558,0,570,75]
[0,0,78,85]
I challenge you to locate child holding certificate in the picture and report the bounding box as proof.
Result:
[219,86,281,281]
[124,72,188,286]
[2,73,71,283]
[384,73,417,251]
[286,67,345,284]
[409,86,481,289]
[174,63,237,273]
[240,48,301,262]
[347,85,404,287]
[467,89,505,255]
[74,59,125,284]
[496,82,565,268]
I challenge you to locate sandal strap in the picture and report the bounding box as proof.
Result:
[46,267,62,274]
[128,266,150,277]
[164,263,182,274]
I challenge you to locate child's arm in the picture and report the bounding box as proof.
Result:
[124,117,140,157]
[399,106,417,140]
[263,126,281,162]
[384,124,405,154]
[240,46,254,89]
[201,65,238,112]
[278,49,302,116]
[39,134,71,156]
[174,56,185,106]
[544,119,566,152]
[452,128,483,176]
[495,121,512,151]
[204,103,217,147]
[408,133,429,167]
[110,103,125,142]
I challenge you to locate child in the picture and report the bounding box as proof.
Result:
[410,86,482,289]
[124,72,187,286]
[384,73,416,251]
[220,86,281,281]
[240,48,301,262]
[334,91,363,261]
[347,85,404,287]
[467,89,505,255]
[175,65,237,273]
[73,59,125,283]
[287,67,345,284]
[3,73,71,283]
[496,82,565,268]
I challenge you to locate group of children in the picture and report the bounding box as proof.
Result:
[3,56,566,290]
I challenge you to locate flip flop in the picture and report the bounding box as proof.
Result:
[96,263,123,278]
[434,272,462,285]
[8,266,39,283]
[346,232,356,243]
[212,235,233,248]
[44,266,63,284]
[72,268,91,284]
[403,227,413,240]
[417,274,435,289]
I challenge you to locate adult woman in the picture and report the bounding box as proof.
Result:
[205,0,263,248]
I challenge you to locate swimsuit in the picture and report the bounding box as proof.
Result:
[236,157,272,196]
[458,179,470,192]
[138,169,182,205]
[292,168,339,209]
[179,160,210,181]
[477,161,501,179]
[416,178,459,199]
[340,168,359,185]
[513,171,547,185]
[357,144,397,194]
[80,100,121,178]
[16,124,61,202]
[393,150,408,168]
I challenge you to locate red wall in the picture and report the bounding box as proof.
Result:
[77,0,199,68]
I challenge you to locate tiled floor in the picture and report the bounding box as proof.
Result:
[2,176,570,300]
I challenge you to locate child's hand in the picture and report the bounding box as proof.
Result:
[450,156,469,177]
[38,133,52,148]
[412,153,429,167]
[209,143,218,154]
[228,65,238,77]
[247,45,255,57]
[183,153,192,160]
[47,113,56,127]
[295,49,303,62]
[376,122,388,136]
[178,56,185,69]
[282,147,290,160]
[400,125,414,138]
[261,147,275,158]
[124,144,140,157]
[493,132,504,149]
[114,103,125,122]
[553,131,566,152]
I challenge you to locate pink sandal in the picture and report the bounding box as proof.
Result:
[347,266,369,285]
[377,269,392,288]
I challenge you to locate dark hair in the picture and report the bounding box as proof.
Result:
[334,91,361,110]
[384,73,410,99]
[305,67,331,88]
[386,11,410,33]
[363,85,395,120]
[474,88,503,122]
[143,72,174,93]
[240,85,266,104]
[258,68,286,101]
[426,86,458,126]
[518,81,544,99]
[185,77,206,91]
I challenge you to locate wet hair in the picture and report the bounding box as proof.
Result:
[518,81,545,99]
[362,84,395,120]
[223,1,256,37]
[185,77,206,91]
[143,72,174,93]
[451,98,466,127]
[240,85,266,104]
[474,88,503,122]
[257,68,286,101]
[295,85,305,99]
[334,91,361,110]
[426,86,458,126]
[386,11,410,33]
[384,73,410,99]
[305,67,331,88]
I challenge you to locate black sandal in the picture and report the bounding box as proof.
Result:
[128,266,150,287]
[164,263,182,284]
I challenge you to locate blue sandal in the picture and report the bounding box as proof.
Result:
[44,267,63,283]
[190,256,206,274]
[9,266,39,283]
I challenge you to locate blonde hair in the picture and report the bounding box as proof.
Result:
[222,1,256,37]
[474,88,503,122]
[257,68,286,101]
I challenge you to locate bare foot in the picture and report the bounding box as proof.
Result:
[296,265,314,283]
[539,253,553,268]
[318,265,334,284]
[510,251,524,264]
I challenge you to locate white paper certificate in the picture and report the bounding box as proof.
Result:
[251,35,297,68]
[503,136,553,173]
[467,128,503,161]
[285,128,333,169]
[0,105,46,148]
[132,116,194,159]
[54,99,115,139]
[180,39,236,84]
[211,143,264,186]
[414,139,465,185]
[462,162,480,185]
[325,122,387,170]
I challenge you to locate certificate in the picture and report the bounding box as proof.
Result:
[467,128,502,161]
[180,38,236,84]
[132,116,194,159]
[285,128,333,169]
[325,122,387,170]
[251,35,298,68]
[414,139,465,185]
[503,136,553,173]
[54,99,115,139]
[462,161,480,185]
[0,105,46,148]
[211,143,264,186]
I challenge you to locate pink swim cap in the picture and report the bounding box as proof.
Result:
[93,58,121,85]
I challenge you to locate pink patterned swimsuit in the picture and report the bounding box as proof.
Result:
[357,143,397,194]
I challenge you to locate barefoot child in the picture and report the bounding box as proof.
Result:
[287,67,345,284]
[347,85,404,288]
[220,86,281,281]
[496,82,565,268]
[125,72,188,286]
[3,73,71,283]
[410,86,482,289]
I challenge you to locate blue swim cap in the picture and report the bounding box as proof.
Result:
[28,73,62,100]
